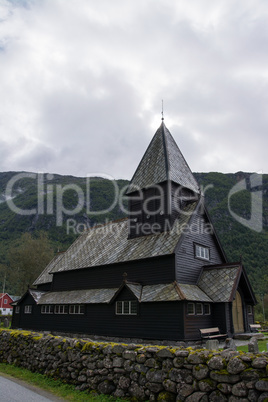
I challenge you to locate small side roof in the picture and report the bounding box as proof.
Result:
[13,289,46,305]
[36,281,213,305]
[38,288,118,305]
[198,263,257,304]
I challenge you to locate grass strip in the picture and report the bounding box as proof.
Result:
[237,338,268,353]
[0,363,126,401]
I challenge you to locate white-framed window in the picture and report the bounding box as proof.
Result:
[196,303,203,315]
[54,305,68,314]
[116,301,138,315]
[4,299,7,304]
[69,305,85,315]
[187,303,195,315]
[15,306,20,314]
[24,305,32,314]
[195,244,210,260]
[41,305,54,314]
[247,305,253,315]
[204,303,211,315]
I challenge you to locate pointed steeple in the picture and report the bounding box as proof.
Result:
[126,122,200,195]
[127,122,200,238]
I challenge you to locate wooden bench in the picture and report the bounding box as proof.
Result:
[200,327,227,340]
[249,324,261,332]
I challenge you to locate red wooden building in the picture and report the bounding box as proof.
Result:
[0,293,15,315]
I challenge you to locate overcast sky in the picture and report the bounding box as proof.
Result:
[0,0,267,180]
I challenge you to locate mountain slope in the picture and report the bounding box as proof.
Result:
[0,171,267,296]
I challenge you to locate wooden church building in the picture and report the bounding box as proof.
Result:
[12,121,256,341]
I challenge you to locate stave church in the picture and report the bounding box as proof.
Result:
[12,120,256,341]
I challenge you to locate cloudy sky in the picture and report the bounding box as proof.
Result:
[0,0,267,180]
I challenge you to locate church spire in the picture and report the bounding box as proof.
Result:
[127,122,200,238]
[126,122,200,195]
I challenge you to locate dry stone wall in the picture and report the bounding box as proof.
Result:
[0,329,268,401]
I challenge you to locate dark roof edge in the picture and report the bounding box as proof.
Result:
[202,261,242,269]
[161,122,170,182]
[229,265,243,302]
[239,265,258,305]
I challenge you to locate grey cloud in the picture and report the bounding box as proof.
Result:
[0,0,267,179]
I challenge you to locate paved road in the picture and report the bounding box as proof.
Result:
[0,375,64,402]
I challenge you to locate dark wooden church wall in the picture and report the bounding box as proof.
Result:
[11,293,37,330]
[128,182,171,237]
[13,301,184,341]
[51,254,176,292]
[170,182,198,226]
[35,283,52,291]
[212,303,230,335]
[175,210,224,284]
[183,303,213,340]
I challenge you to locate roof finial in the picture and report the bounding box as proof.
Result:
[161,99,164,121]
[123,272,128,282]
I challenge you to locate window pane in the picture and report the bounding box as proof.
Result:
[80,305,85,314]
[204,304,211,315]
[248,305,253,315]
[123,302,130,314]
[116,301,122,314]
[196,303,203,315]
[187,303,195,315]
[195,245,209,260]
[130,301,137,314]
[25,305,32,314]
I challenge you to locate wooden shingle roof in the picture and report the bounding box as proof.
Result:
[198,264,241,302]
[36,282,209,305]
[35,201,198,281]
[126,122,200,194]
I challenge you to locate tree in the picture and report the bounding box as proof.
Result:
[7,232,54,296]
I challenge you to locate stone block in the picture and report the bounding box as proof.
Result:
[224,338,237,351]
[248,338,259,354]
[205,340,219,350]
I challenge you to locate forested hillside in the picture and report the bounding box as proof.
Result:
[0,171,267,301]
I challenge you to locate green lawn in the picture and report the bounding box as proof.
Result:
[236,334,268,353]
[0,363,127,402]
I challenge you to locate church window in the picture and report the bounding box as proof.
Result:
[247,305,253,315]
[187,303,195,315]
[195,244,210,260]
[69,305,85,314]
[54,305,68,314]
[41,305,54,314]
[24,305,32,314]
[204,303,211,315]
[196,303,203,315]
[116,301,137,315]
